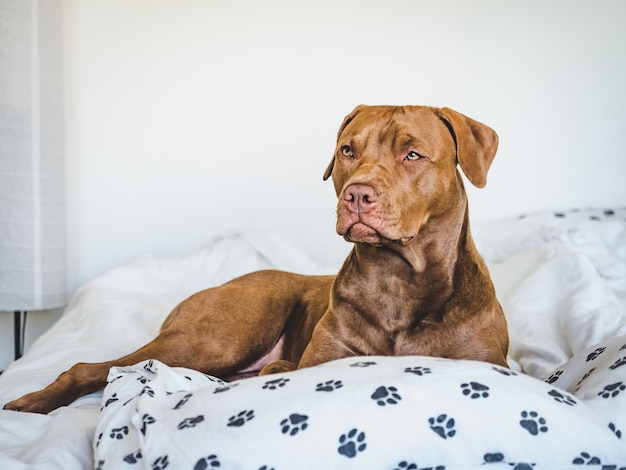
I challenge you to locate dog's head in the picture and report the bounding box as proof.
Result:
[324,105,498,245]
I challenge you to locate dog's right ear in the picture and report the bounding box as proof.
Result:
[323,105,365,181]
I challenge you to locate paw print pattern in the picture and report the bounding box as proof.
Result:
[572,452,601,465]
[461,381,489,399]
[227,410,255,427]
[404,366,432,376]
[102,393,119,409]
[545,370,562,384]
[394,462,417,470]
[173,393,193,410]
[143,360,156,374]
[350,361,377,368]
[140,386,155,398]
[597,382,626,399]
[548,389,576,406]
[609,422,622,439]
[194,454,221,469]
[520,411,548,435]
[315,380,343,392]
[140,413,156,435]
[214,383,239,394]
[371,386,402,406]
[586,347,606,362]
[152,455,169,470]
[575,368,596,390]
[263,378,290,390]
[609,356,626,370]
[492,366,518,377]
[483,453,535,469]
[123,450,143,464]
[429,414,456,439]
[280,413,309,436]
[337,428,367,458]
[178,415,205,430]
[109,426,129,440]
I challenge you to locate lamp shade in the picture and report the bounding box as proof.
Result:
[0,0,66,311]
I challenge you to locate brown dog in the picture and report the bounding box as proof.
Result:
[4,105,508,414]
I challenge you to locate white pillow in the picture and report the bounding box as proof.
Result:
[95,356,626,469]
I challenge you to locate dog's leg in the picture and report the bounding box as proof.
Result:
[3,333,211,414]
[259,360,297,375]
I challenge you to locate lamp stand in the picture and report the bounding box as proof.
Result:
[14,311,27,360]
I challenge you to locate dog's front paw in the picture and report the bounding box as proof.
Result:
[4,390,69,414]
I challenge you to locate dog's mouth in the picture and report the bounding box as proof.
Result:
[344,222,414,246]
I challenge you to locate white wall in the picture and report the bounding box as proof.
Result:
[2,0,626,370]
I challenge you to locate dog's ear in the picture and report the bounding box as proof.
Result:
[436,107,499,188]
[323,105,365,181]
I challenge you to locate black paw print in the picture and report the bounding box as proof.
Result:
[152,455,169,470]
[140,386,155,398]
[143,360,156,373]
[394,461,417,470]
[404,366,432,376]
[586,347,606,362]
[483,453,535,469]
[620,343,626,351]
[102,393,119,409]
[575,367,596,390]
[609,422,622,439]
[137,376,149,384]
[173,393,193,410]
[461,381,489,399]
[548,389,576,406]
[572,452,601,465]
[140,413,156,435]
[429,414,456,439]
[484,453,505,463]
[194,454,221,469]
[492,366,518,377]
[109,426,129,440]
[350,361,377,368]
[280,413,309,436]
[227,410,255,427]
[263,378,290,390]
[609,356,626,370]
[178,415,205,430]
[598,381,626,399]
[337,428,367,458]
[371,386,402,406]
[394,462,443,470]
[123,450,143,464]
[258,466,275,470]
[214,383,239,394]
[520,411,548,435]
[95,460,104,470]
[545,370,563,384]
[315,380,343,392]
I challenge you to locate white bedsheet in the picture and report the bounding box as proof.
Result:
[0,209,624,469]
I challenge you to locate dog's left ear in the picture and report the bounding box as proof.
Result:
[323,105,366,181]
[436,107,499,188]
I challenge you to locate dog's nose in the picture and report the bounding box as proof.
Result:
[344,184,377,213]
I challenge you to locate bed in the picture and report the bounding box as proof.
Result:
[1,207,625,469]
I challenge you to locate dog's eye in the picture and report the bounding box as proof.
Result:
[340,145,354,158]
[405,151,422,161]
